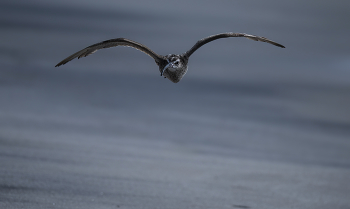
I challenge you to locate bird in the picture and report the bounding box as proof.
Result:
[55,32,285,83]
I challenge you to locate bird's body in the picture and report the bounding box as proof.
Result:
[56,32,285,83]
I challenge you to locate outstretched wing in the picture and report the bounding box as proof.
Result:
[184,33,285,58]
[55,38,163,67]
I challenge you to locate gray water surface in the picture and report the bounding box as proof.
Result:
[1,1,350,208]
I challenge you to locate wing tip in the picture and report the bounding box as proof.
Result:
[55,60,68,67]
[276,43,286,48]
[55,63,62,67]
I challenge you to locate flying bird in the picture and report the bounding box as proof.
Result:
[55,32,285,83]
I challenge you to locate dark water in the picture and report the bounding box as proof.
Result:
[1,1,350,208]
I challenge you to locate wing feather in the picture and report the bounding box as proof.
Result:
[55,38,163,67]
[184,33,285,58]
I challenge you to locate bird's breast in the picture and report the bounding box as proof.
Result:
[164,67,188,83]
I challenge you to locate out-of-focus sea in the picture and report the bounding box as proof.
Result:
[1,1,350,208]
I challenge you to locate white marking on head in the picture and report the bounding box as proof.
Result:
[161,58,182,76]
[173,59,180,66]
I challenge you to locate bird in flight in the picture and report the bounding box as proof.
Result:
[56,32,285,83]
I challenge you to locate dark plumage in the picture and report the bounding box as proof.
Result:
[56,32,285,83]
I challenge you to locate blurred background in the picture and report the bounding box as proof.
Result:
[1,0,350,208]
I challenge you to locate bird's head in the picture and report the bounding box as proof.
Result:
[161,54,188,83]
[161,54,184,75]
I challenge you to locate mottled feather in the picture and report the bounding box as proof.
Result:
[55,38,163,67]
[184,33,285,58]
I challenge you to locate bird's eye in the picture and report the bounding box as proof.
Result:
[174,60,179,65]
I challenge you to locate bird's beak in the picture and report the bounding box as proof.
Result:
[161,62,172,76]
